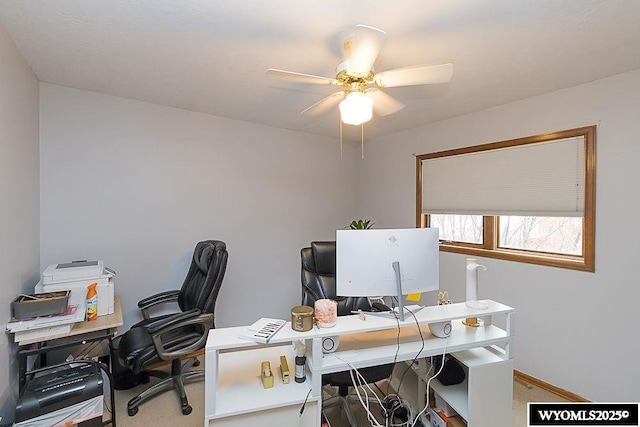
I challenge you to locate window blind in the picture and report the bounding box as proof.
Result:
[422,136,585,217]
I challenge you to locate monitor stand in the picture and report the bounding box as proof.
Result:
[365,261,424,322]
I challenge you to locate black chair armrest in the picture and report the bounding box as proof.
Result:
[138,290,181,319]
[145,309,213,361]
[145,308,201,334]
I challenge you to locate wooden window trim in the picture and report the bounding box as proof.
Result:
[416,126,596,272]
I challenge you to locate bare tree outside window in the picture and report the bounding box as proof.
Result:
[431,214,483,244]
[499,216,582,255]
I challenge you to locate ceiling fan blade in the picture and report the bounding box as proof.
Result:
[349,24,386,75]
[374,63,454,88]
[365,89,405,116]
[301,91,345,115]
[266,68,338,85]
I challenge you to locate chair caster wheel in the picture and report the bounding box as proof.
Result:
[128,406,138,416]
[193,359,200,367]
[182,405,192,415]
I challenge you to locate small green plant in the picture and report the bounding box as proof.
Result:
[348,219,375,229]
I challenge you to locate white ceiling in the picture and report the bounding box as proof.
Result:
[1,0,640,142]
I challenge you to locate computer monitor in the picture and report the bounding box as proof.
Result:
[336,227,440,321]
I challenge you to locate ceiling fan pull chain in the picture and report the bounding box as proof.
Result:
[339,117,343,161]
[361,124,365,159]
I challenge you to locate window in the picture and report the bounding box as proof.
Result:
[430,214,483,244]
[416,126,596,271]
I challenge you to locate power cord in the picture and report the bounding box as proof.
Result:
[325,300,447,427]
[299,388,313,416]
[383,394,416,426]
[333,302,425,427]
[410,339,449,427]
[385,302,427,427]
[332,354,388,426]
[393,303,426,398]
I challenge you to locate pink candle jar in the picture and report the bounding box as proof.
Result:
[314,299,337,328]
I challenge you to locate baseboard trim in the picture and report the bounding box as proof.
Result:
[514,370,589,402]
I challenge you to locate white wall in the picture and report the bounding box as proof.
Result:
[0,24,40,419]
[359,69,640,401]
[39,84,360,330]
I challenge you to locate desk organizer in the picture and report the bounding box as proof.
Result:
[11,291,70,319]
[260,361,274,389]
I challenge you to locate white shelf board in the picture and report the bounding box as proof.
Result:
[210,345,316,419]
[430,378,469,421]
[311,299,513,339]
[206,300,513,352]
[314,321,508,374]
[206,324,317,351]
[206,326,257,350]
[452,346,507,367]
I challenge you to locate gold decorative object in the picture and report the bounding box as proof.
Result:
[463,317,481,327]
[437,291,449,305]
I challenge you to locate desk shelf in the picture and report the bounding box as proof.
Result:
[212,346,315,418]
[414,335,513,426]
[316,322,508,374]
[205,343,319,426]
[431,379,468,420]
[204,300,514,427]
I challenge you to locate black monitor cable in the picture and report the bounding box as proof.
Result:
[387,301,402,384]
[394,304,425,398]
[384,300,426,427]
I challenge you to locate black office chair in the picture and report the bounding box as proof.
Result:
[301,241,394,427]
[114,240,228,416]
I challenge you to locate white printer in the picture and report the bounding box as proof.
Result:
[35,260,115,316]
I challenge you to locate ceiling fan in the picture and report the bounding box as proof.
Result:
[266,24,454,127]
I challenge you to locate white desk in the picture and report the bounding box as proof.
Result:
[204,300,514,427]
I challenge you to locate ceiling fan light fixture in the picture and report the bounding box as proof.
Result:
[339,91,373,125]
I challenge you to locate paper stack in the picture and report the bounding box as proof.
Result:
[6,304,83,342]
